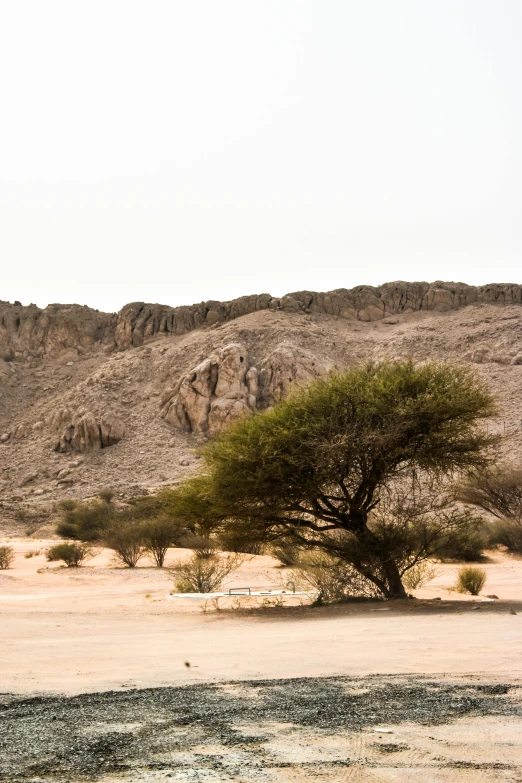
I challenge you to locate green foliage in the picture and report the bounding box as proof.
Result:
[46,542,94,567]
[174,360,495,599]
[170,553,245,593]
[402,561,438,590]
[56,498,116,541]
[455,566,487,595]
[141,514,183,567]
[0,545,15,569]
[104,521,146,567]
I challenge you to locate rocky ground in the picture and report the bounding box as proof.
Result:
[2,675,521,782]
[1,281,522,536]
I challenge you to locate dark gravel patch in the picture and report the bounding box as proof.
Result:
[0,676,520,781]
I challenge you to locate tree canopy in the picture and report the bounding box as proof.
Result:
[173,360,496,598]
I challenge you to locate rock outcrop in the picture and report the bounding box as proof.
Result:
[3,282,522,359]
[258,344,328,405]
[160,343,258,436]
[50,408,125,453]
[0,302,116,361]
[160,341,330,436]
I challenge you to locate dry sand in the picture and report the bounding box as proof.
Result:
[1,541,521,694]
[2,541,522,781]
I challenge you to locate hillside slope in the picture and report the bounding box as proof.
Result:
[1,281,521,534]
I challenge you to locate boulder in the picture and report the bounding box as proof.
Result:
[51,408,126,453]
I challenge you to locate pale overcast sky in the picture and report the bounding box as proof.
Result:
[1,1,521,312]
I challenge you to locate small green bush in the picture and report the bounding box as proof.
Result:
[402,562,439,590]
[104,521,146,567]
[141,514,183,567]
[170,553,244,593]
[46,542,94,567]
[0,545,15,569]
[56,498,116,541]
[455,566,487,595]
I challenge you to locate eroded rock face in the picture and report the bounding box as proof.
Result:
[50,408,125,453]
[258,344,328,405]
[2,282,522,359]
[160,341,329,436]
[160,343,257,435]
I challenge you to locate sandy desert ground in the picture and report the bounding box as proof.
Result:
[1,540,522,781]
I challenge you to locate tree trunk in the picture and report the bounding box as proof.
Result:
[381,558,408,599]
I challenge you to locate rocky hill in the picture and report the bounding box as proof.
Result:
[1,281,522,535]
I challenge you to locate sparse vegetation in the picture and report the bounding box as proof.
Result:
[0,545,15,569]
[269,540,300,567]
[291,552,381,604]
[437,519,489,562]
[179,534,220,559]
[172,361,495,599]
[98,489,115,504]
[402,561,438,590]
[455,566,487,595]
[141,514,182,567]
[56,498,116,541]
[489,519,522,554]
[104,521,146,567]
[46,542,95,567]
[457,464,522,554]
[170,553,245,593]
[24,549,41,559]
[457,464,522,524]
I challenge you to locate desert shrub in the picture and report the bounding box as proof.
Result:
[46,542,94,567]
[24,549,40,559]
[489,520,522,554]
[98,489,115,504]
[179,533,220,559]
[170,553,244,593]
[0,545,15,569]
[141,514,183,567]
[437,523,489,562]
[291,552,382,604]
[455,566,487,595]
[104,521,146,567]
[402,561,439,590]
[56,498,116,541]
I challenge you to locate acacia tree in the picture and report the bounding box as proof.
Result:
[173,361,495,599]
